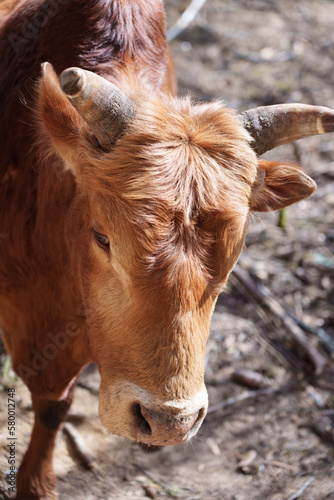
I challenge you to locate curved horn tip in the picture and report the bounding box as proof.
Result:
[41,61,51,76]
[321,112,334,134]
[60,68,85,97]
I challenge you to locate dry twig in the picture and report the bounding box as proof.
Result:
[289,314,334,354]
[287,476,315,500]
[232,368,271,389]
[207,386,278,414]
[167,0,207,41]
[77,380,99,395]
[133,463,185,498]
[62,423,94,470]
[232,263,327,375]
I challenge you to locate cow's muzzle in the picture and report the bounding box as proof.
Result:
[99,381,208,446]
[131,402,206,446]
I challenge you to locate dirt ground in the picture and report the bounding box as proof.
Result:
[1,0,334,499]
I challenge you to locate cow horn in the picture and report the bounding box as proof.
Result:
[241,104,334,155]
[59,67,135,149]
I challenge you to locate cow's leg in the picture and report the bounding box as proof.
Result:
[16,384,75,500]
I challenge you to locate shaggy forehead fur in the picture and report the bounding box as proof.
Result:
[81,95,258,294]
[91,96,257,204]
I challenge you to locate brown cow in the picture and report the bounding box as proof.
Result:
[0,1,334,499]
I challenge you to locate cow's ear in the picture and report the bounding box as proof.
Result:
[250,160,316,212]
[37,63,89,174]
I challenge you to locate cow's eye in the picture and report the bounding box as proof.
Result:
[94,230,109,250]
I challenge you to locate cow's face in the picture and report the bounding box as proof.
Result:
[63,96,256,445]
[38,65,315,445]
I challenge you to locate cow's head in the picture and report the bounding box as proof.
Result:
[37,63,334,446]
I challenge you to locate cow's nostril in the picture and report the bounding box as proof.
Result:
[129,397,208,446]
[132,403,152,436]
[190,406,206,434]
[195,407,206,426]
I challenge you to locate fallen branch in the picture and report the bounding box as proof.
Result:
[265,460,298,472]
[133,463,184,498]
[232,263,327,375]
[62,423,94,470]
[233,48,296,64]
[66,412,93,424]
[288,313,334,355]
[207,386,278,415]
[167,0,207,42]
[77,380,99,395]
[134,463,162,489]
[287,476,315,500]
[311,416,334,444]
[231,368,271,389]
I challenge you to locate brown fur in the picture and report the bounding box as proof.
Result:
[0,1,316,498]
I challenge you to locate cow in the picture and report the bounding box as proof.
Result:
[1,1,334,498]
